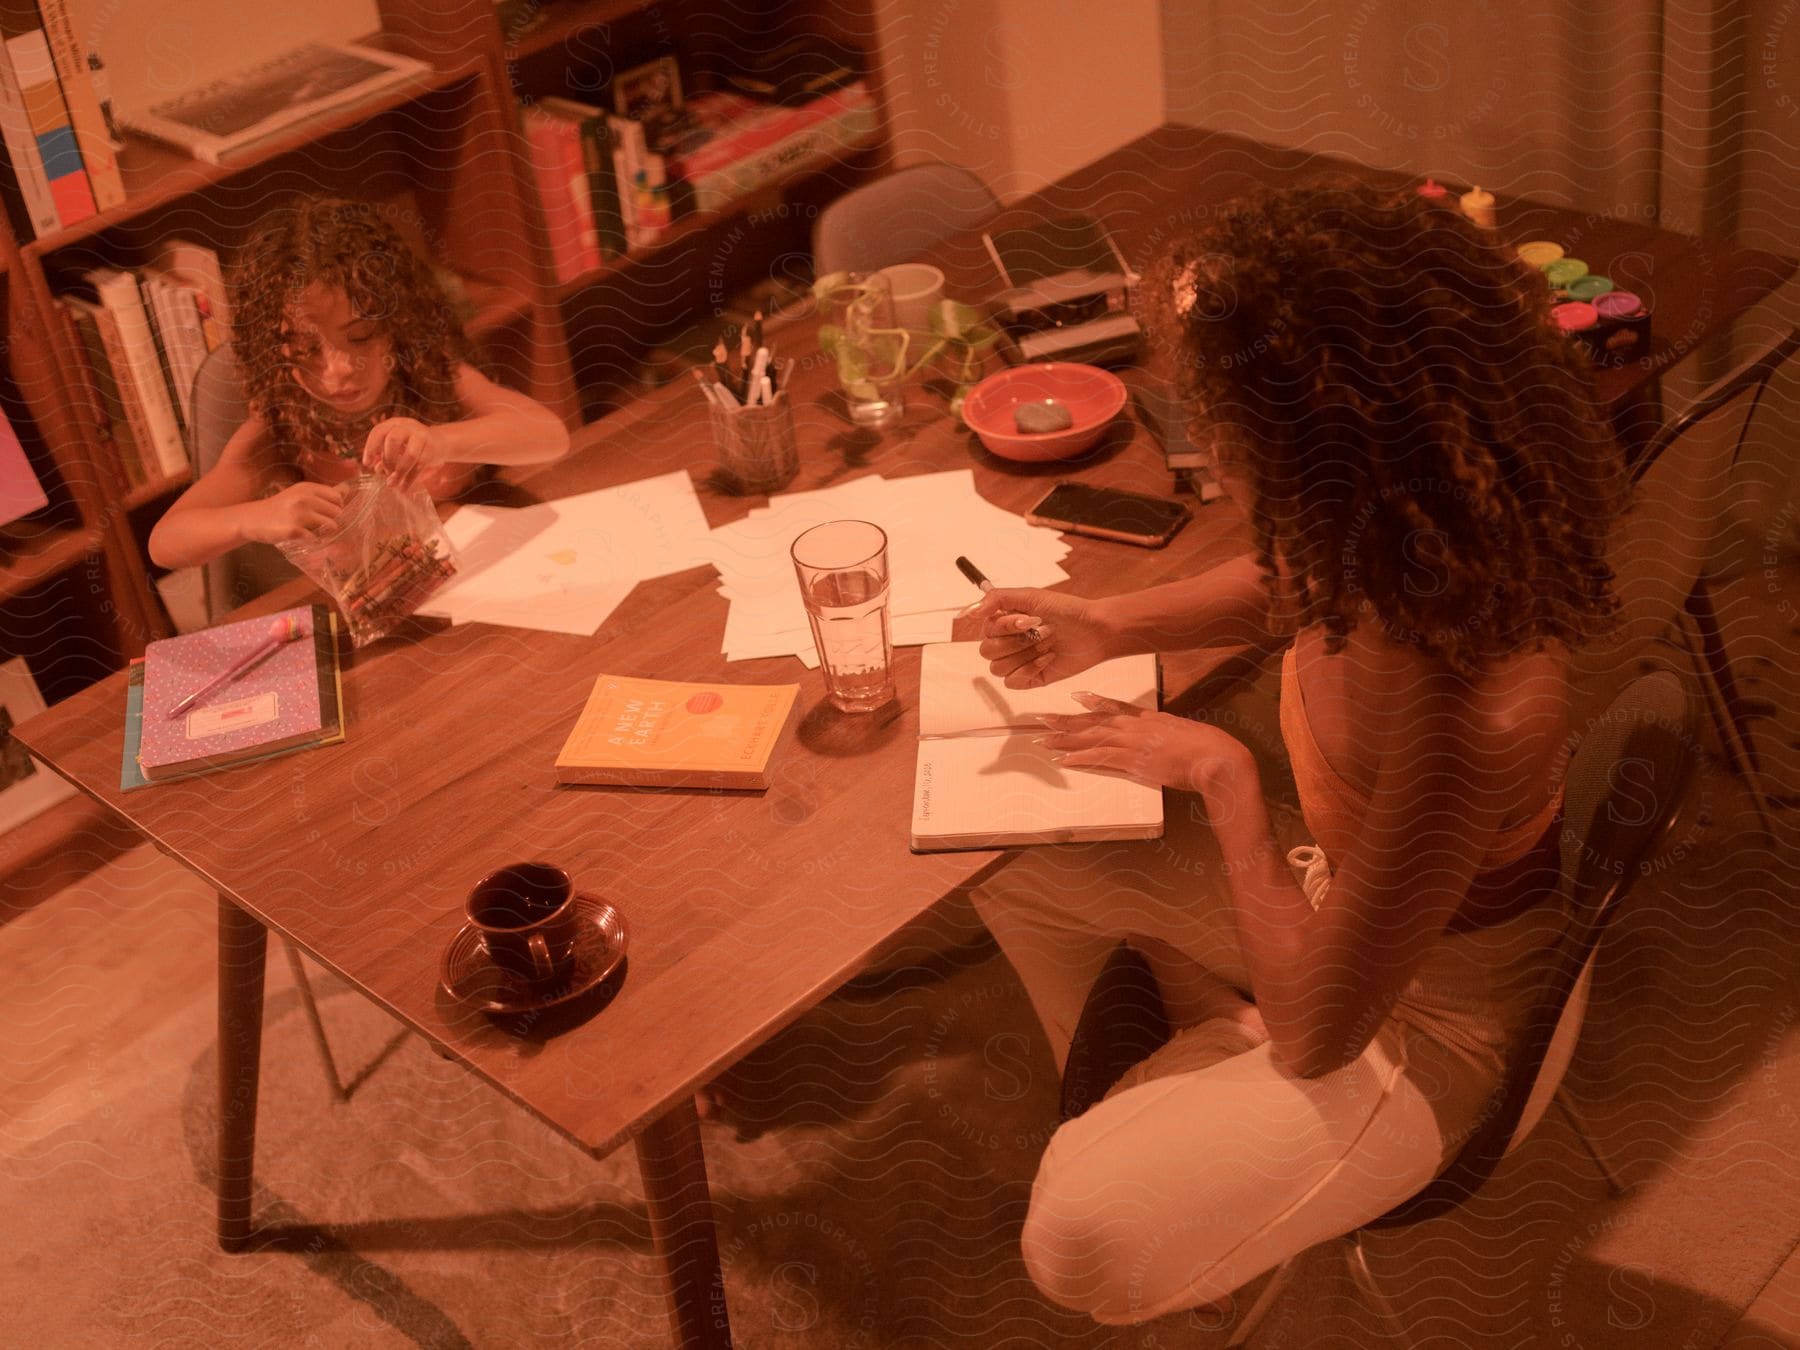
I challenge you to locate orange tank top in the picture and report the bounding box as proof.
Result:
[1278,643,1564,872]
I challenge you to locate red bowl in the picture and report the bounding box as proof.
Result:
[962,362,1128,462]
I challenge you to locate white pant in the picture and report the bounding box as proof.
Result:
[970,804,1560,1324]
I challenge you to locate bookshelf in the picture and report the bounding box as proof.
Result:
[0,0,890,890]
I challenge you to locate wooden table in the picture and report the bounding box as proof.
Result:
[19,124,1792,1348]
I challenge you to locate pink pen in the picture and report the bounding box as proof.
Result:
[167,615,305,719]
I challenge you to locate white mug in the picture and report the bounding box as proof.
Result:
[878,263,946,333]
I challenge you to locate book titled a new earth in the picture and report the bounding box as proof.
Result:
[555,674,799,789]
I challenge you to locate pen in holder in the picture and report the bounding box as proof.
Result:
[707,385,799,494]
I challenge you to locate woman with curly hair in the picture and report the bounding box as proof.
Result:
[966,183,1628,1321]
[151,196,569,567]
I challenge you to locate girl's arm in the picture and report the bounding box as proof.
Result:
[148,415,344,569]
[362,363,570,490]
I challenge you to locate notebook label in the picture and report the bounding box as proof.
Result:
[187,691,279,739]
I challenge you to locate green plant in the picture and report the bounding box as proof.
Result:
[813,273,1002,421]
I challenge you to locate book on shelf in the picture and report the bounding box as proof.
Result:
[520,102,600,285]
[0,11,54,238]
[149,238,233,343]
[536,95,626,259]
[0,0,95,230]
[607,112,671,247]
[74,267,188,479]
[57,237,229,492]
[116,41,429,166]
[722,36,862,106]
[140,274,207,429]
[59,293,153,488]
[665,82,875,214]
[910,641,1163,852]
[0,404,49,526]
[132,603,344,784]
[554,674,799,790]
[34,0,122,209]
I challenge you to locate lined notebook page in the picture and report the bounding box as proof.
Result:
[918,641,1159,738]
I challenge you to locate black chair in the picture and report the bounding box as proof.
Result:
[1057,673,1696,1347]
[1606,326,1799,838]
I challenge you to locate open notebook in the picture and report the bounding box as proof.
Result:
[910,641,1163,851]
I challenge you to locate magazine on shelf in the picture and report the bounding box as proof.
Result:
[117,42,430,165]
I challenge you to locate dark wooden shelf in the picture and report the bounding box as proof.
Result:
[20,64,475,257]
[124,469,190,511]
[0,522,103,603]
[505,0,657,61]
[550,127,883,301]
[461,275,536,340]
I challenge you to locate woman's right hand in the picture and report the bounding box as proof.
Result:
[239,482,345,545]
[971,587,1122,688]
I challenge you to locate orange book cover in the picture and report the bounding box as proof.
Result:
[555,674,798,790]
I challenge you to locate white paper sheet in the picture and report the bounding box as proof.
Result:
[419,470,712,635]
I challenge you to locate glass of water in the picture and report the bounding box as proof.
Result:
[790,519,895,712]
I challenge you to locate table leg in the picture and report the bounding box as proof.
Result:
[217,892,267,1252]
[634,1097,732,1349]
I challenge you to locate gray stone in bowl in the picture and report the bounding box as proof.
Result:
[1015,399,1074,434]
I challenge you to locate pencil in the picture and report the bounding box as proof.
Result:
[167,614,306,718]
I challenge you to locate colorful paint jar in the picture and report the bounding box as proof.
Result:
[1564,274,1615,301]
[1543,257,1589,287]
[1518,240,1564,267]
[1552,301,1600,334]
[1595,290,1645,320]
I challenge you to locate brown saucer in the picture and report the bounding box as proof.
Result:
[440,894,629,1014]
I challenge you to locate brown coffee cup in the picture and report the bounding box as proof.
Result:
[467,862,581,984]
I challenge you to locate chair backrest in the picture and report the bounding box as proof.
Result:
[1606,327,1800,656]
[187,344,298,622]
[812,161,1000,274]
[1368,670,1695,1229]
[191,342,249,477]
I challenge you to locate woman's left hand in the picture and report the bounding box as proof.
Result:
[362,417,446,493]
[1039,693,1252,795]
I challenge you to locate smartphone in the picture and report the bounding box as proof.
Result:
[1025,482,1191,548]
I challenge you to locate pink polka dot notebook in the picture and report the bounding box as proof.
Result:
[135,604,344,782]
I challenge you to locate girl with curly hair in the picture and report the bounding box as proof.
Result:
[966,183,1628,1321]
[151,196,569,567]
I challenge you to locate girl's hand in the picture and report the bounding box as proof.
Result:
[1038,693,1252,795]
[362,417,445,493]
[240,482,345,545]
[968,587,1123,689]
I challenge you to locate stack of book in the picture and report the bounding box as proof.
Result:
[520,53,877,285]
[54,238,231,492]
[0,0,124,241]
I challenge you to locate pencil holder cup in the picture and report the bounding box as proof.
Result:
[708,389,800,494]
[279,474,459,647]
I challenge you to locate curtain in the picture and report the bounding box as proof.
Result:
[1161,0,1800,522]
